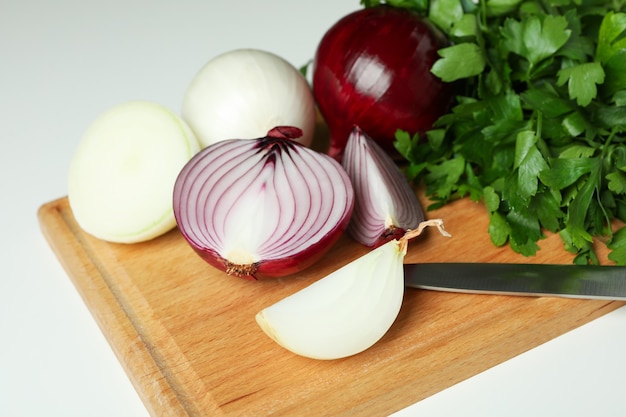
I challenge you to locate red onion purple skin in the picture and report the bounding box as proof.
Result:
[313,5,454,160]
[173,127,355,281]
[183,216,352,281]
[185,232,351,280]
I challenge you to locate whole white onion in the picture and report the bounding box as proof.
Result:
[182,48,316,148]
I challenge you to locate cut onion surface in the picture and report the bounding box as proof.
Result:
[173,126,355,280]
[256,221,450,360]
[342,126,424,247]
[68,101,200,243]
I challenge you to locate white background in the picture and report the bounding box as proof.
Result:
[2,1,626,416]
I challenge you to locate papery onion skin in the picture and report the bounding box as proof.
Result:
[312,6,454,160]
[173,126,354,280]
[342,126,424,247]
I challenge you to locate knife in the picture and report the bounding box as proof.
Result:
[404,263,626,301]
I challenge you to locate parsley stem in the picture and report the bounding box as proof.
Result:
[537,111,542,138]
[601,127,617,178]
[604,127,617,149]
[533,111,552,161]
[479,0,487,29]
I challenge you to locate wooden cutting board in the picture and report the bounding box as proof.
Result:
[38,195,623,417]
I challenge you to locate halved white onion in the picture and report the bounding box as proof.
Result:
[68,101,200,243]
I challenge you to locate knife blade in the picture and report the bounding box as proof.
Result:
[404,263,626,300]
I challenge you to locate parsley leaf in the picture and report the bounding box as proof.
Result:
[489,211,511,247]
[502,15,571,67]
[428,0,463,32]
[539,157,596,189]
[596,11,626,64]
[360,0,428,12]
[514,131,549,200]
[609,227,626,264]
[431,43,486,82]
[556,62,605,106]
[604,51,626,96]
[607,171,626,194]
[424,157,466,201]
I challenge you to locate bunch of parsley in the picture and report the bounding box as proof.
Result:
[363,0,626,264]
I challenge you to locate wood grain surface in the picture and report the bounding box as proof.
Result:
[38,194,624,417]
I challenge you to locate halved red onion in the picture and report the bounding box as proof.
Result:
[173,126,354,280]
[342,126,424,247]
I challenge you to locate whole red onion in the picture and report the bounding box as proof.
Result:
[312,5,454,160]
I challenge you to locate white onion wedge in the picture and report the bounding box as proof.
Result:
[68,101,200,243]
[255,219,450,360]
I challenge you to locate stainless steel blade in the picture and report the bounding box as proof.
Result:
[404,263,626,300]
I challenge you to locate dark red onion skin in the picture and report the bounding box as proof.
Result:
[186,215,352,281]
[313,6,454,160]
[173,127,354,281]
[188,231,350,281]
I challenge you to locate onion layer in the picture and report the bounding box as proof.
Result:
[342,126,424,247]
[173,126,354,280]
[312,6,454,159]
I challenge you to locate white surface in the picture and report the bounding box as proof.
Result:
[2,1,626,416]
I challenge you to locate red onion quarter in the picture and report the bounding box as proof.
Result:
[342,126,424,247]
[313,5,454,159]
[173,126,354,280]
